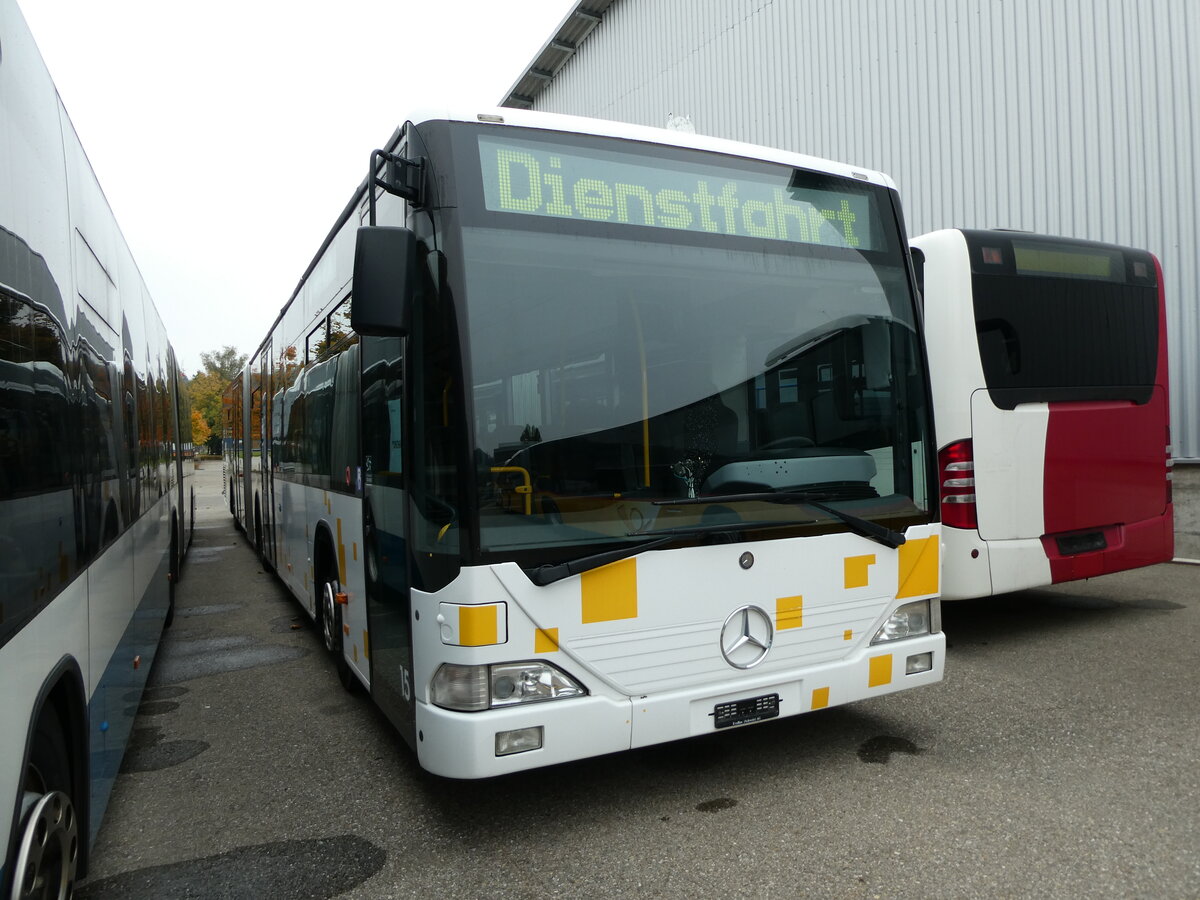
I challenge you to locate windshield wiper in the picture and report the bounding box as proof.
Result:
[526,536,677,586]
[653,491,907,549]
[526,515,821,586]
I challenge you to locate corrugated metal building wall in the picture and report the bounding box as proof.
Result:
[508,0,1200,466]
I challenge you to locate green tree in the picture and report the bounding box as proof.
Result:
[200,345,248,382]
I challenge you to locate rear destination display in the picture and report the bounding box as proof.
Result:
[480,136,878,249]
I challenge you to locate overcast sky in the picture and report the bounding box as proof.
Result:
[17,0,578,374]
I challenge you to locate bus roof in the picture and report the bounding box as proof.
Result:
[260,105,897,361]
[402,106,896,190]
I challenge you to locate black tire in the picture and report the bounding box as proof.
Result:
[10,706,79,899]
[254,499,263,564]
[319,572,357,694]
[165,523,178,628]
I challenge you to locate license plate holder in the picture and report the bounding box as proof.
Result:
[713,693,780,729]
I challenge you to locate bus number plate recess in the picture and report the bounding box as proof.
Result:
[713,694,780,729]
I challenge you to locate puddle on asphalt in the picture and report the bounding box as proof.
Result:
[151,635,308,685]
[122,685,188,703]
[186,546,237,563]
[78,835,386,899]
[125,700,179,718]
[178,603,245,617]
[119,726,209,773]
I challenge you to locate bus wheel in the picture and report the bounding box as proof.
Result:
[165,521,179,629]
[320,577,357,694]
[11,709,78,899]
[254,500,263,564]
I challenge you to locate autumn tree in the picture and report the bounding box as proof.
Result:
[190,345,247,455]
[191,408,211,448]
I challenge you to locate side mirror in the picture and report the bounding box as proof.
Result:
[351,226,417,336]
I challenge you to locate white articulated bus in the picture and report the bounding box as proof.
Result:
[225,108,944,778]
[911,229,1173,600]
[1,2,193,895]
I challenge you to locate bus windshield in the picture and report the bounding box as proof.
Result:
[458,134,931,557]
[461,228,934,556]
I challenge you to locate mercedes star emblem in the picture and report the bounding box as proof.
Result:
[719,605,774,669]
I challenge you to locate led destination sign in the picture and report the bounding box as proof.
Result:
[479,136,879,250]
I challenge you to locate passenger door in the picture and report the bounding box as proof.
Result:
[361,335,416,746]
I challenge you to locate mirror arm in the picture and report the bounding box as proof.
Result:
[368,150,424,225]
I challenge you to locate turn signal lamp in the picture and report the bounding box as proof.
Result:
[431,661,586,712]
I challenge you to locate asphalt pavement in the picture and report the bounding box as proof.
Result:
[77,462,1200,899]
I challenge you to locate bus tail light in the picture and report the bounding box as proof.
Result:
[938,440,977,529]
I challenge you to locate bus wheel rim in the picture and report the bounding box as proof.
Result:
[322,581,338,653]
[10,789,78,900]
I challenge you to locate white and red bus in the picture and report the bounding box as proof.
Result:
[911,229,1173,600]
[225,107,946,778]
[1,3,193,895]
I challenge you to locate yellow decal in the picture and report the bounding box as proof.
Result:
[459,605,500,646]
[844,629,853,641]
[844,554,876,589]
[352,644,358,662]
[353,542,358,562]
[776,595,804,630]
[581,558,638,623]
[811,687,830,710]
[868,654,894,688]
[897,536,939,599]
[363,630,370,660]
[535,628,560,653]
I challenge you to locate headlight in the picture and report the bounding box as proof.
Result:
[431,661,586,712]
[871,600,931,644]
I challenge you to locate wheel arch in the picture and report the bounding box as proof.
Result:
[4,656,91,891]
[311,519,339,588]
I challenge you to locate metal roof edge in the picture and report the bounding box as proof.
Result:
[499,0,616,109]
